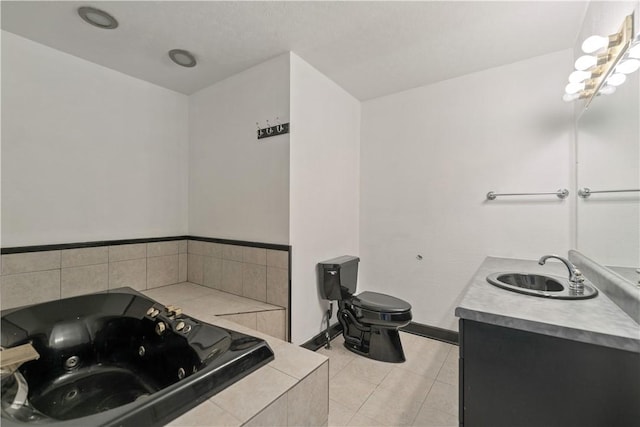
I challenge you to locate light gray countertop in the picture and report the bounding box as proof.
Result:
[455,257,640,353]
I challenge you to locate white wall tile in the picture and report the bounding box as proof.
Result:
[0,270,60,310]
[109,243,146,262]
[61,264,108,298]
[61,247,108,268]
[147,255,179,288]
[1,251,60,275]
[109,258,147,291]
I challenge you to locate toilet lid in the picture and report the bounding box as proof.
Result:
[353,291,412,313]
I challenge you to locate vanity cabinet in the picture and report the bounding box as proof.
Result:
[459,319,640,427]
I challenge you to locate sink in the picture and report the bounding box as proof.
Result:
[486,272,598,299]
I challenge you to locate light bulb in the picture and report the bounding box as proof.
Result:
[575,55,597,71]
[582,35,609,53]
[565,82,585,94]
[569,70,592,83]
[628,43,640,59]
[562,93,580,102]
[616,58,640,74]
[607,73,626,86]
[599,85,616,95]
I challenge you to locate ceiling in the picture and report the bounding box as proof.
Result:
[1,1,588,100]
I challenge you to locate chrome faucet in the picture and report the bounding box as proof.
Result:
[538,255,585,293]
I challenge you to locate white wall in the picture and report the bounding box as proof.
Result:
[574,1,640,268]
[189,54,290,245]
[360,50,575,331]
[1,31,189,247]
[289,53,360,344]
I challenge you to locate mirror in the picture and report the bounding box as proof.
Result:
[576,68,639,284]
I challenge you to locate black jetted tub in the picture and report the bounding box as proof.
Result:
[0,288,274,426]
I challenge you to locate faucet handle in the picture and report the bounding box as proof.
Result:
[569,269,585,293]
[573,269,584,282]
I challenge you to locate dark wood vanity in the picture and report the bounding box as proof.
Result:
[459,319,640,427]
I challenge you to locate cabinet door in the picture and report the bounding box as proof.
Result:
[460,319,640,427]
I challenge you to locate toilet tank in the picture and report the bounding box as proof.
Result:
[318,255,360,300]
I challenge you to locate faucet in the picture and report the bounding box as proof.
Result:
[538,255,584,292]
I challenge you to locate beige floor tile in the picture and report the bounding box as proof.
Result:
[329,399,356,427]
[329,371,377,411]
[320,334,460,427]
[379,368,435,399]
[318,343,357,379]
[399,335,450,379]
[338,355,394,386]
[435,347,458,387]
[347,412,392,427]
[412,402,458,427]
[421,381,458,418]
[357,375,430,426]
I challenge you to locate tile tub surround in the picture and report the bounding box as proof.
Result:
[455,256,640,353]
[187,240,290,339]
[0,240,188,310]
[143,283,287,341]
[152,295,328,427]
[569,250,640,324]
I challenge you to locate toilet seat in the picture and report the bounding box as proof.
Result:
[346,291,412,328]
[352,291,411,313]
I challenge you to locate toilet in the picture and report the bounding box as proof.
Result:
[318,255,412,363]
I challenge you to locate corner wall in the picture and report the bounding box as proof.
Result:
[188,54,290,245]
[1,31,189,246]
[359,50,575,331]
[289,53,360,344]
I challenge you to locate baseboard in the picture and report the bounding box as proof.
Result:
[300,321,459,351]
[401,322,459,345]
[300,323,343,351]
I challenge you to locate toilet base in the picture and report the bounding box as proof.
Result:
[339,310,407,363]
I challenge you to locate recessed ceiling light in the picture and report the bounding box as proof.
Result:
[78,6,118,29]
[169,49,197,68]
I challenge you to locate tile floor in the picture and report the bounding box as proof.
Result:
[318,332,458,427]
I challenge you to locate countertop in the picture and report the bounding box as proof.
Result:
[455,257,640,353]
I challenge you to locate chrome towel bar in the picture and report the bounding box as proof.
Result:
[578,188,640,198]
[486,189,569,200]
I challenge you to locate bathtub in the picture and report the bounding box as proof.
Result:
[0,288,274,426]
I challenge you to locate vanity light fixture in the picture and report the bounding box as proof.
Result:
[606,72,626,86]
[568,69,602,83]
[77,6,118,29]
[616,58,640,74]
[581,33,622,54]
[563,14,637,107]
[168,49,197,68]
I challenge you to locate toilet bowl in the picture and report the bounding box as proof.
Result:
[318,256,412,363]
